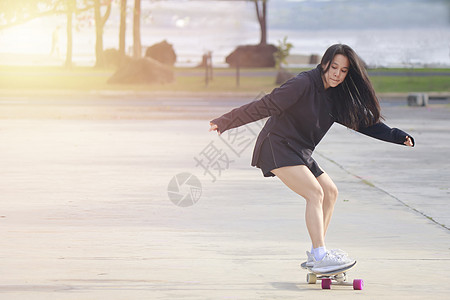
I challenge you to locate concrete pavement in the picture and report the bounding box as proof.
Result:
[0,94,449,299]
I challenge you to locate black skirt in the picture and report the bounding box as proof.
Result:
[256,133,324,178]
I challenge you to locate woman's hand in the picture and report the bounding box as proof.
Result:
[209,122,220,135]
[404,136,414,147]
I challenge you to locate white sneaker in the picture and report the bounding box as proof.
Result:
[311,251,355,274]
[329,249,349,258]
[306,251,315,268]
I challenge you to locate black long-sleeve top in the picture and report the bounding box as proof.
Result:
[211,65,414,167]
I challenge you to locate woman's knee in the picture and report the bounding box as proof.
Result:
[317,172,338,203]
[305,185,325,206]
[271,165,324,204]
[324,183,339,203]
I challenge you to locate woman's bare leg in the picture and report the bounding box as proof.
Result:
[316,172,338,236]
[271,165,325,248]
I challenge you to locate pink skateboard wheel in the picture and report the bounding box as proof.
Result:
[322,278,332,289]
[353,279,364,290]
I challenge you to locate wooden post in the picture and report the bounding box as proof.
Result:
[208,51,213,82]
[204,52,213,87]
[205,55,209,87]
[236,53,240,88]
[204,53,209,87]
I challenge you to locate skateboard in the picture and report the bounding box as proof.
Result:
[300,261,364,290]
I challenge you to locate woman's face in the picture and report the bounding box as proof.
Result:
[322,54,350,89]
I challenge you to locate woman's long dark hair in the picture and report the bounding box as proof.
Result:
[321,44,382,130]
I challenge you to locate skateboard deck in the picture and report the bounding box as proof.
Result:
[301,261,356,275]
[301,261,363,290]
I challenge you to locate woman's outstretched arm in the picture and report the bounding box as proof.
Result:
[357,122,415,147]
[209,74,310,134]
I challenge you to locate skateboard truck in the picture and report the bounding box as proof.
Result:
[302,261,364,290]
[307,271,364,290]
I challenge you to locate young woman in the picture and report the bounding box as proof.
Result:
[209,44,414,273]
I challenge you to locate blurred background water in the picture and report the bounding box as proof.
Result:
[0,0,448,68]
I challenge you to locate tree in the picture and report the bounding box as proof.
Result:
[65,0,76,67]
[274,36,293,70]
[0,0,90,68]
[273,36,294,84]
[0,0,112,68]
[119,0,127,62]
[0,0,62,30]
[93,0,112,68]
[253,0,267,45]
[133,0,141,58]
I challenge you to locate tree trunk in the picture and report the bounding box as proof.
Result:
[261,0,267,45]
[254,0,267,45]
[133,0,141,59]
[65,0,75,68]
[94,0,103,67]
[94,0,112,68]
[119,0,127,62]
